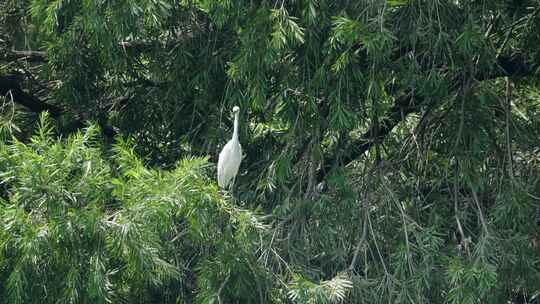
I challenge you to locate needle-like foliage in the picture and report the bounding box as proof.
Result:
[0,114,269,303]
[1,0,540,303]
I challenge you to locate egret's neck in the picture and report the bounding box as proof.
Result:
[232,112,239,142]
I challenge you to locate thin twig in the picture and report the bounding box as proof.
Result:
[469,184,489,236]
[496,18,518,58]
[348,195,369,272]
[503,77,515,183]
[380,175,414,274]
[217,272,230,304]
[453,160,470,256]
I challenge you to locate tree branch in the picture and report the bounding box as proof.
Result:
[3,50,47,63]
[317,54,532,182]
[0,75,116,138]
[0,75,63,116]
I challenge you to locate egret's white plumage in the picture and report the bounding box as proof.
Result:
[217,106,242,189]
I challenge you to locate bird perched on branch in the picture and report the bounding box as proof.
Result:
[218,106,242,189]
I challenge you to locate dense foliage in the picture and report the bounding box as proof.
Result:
[1,0,540,303]
[0,115,270,303]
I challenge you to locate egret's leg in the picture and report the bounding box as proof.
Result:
[230,176,237,199]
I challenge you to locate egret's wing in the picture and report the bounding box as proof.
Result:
[218,141,236,188]
[228,143,242,177]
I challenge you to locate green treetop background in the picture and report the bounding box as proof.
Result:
[1,0,540,303]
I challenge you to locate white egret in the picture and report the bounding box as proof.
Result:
[217,106,242,189]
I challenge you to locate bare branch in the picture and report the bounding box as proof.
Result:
[0,75,116,138]
[3,50,47,63]
[317,54,531,182]
[0,75,62,116]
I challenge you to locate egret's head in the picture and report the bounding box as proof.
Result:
[232,106,240,113]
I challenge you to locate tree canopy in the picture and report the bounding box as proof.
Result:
[1,0,540,303]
